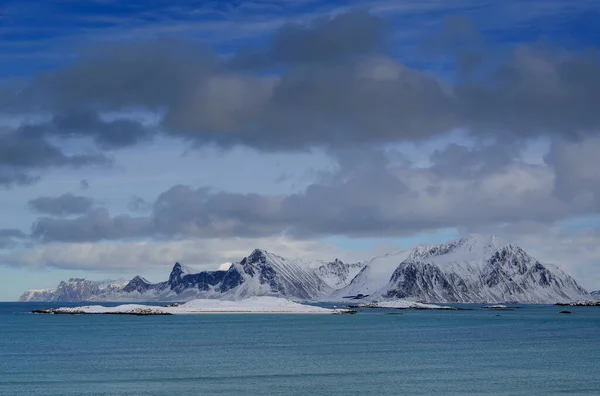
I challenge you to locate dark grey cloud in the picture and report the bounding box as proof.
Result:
[20,111,154,149]
[456,46,600,140]
[21,39,215,112]
[0,131,110,187]
[4,9,599,155]
[31,208,151,242]
[0,133,107,169]
[429,142,515,178]
[231,9,388,68]
[0,168,38,187]
[28,193,94,216]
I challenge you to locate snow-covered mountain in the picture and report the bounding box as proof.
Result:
[592,290,600,300]
[18,236,591,304]
[370,235,589,303]
[211,249,333,300]
[19,278,127,302]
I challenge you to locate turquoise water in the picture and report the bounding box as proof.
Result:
[1,302,599,395]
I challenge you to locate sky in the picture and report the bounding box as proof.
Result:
[1,0,600,300]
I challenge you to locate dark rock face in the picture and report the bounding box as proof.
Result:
[168,263,186,287]
[385,261,459,301]
[217,266,245,293]
[171,271,227,293]
[342,293,369,300]
[125,263,231,295]
[122,276,160,294]
[165,262,227,293]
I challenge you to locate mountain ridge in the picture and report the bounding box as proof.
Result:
[18,235,592,303]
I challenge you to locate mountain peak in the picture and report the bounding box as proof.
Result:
[131,275,150,283]
[456,234,504,249]
[247,248,279,263]
[168,262,196,286]
[122,275,155,293]
[250,248,268,256]
[66,278,86,283]
[171,262,195,275]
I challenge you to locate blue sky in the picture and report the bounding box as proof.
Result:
[1,0,600,300]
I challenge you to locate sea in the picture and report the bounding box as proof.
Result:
[1,302,599,396]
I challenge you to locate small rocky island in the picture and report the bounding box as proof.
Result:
[482,305,520,310]
[349,300,460,310]
[556,300,600,307]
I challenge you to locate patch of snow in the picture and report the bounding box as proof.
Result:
[217,262,232,271]
[331,250,410,300]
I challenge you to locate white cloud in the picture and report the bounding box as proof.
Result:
[4,236,395,272]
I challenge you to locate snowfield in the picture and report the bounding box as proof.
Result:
[32,296,352,315]
[332,250,410,299]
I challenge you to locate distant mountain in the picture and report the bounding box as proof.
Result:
[19,278,127,302]
[339,235,590,304]
[592,290,600,300]
[19,236,591,304]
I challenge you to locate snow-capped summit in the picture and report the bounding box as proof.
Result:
[408,234,503,263]
[168,262,196,287]
[383,237,589,303]
[219,249,333,300]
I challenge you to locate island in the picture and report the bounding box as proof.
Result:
[348,300,459,310]
[32,296,355,315]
